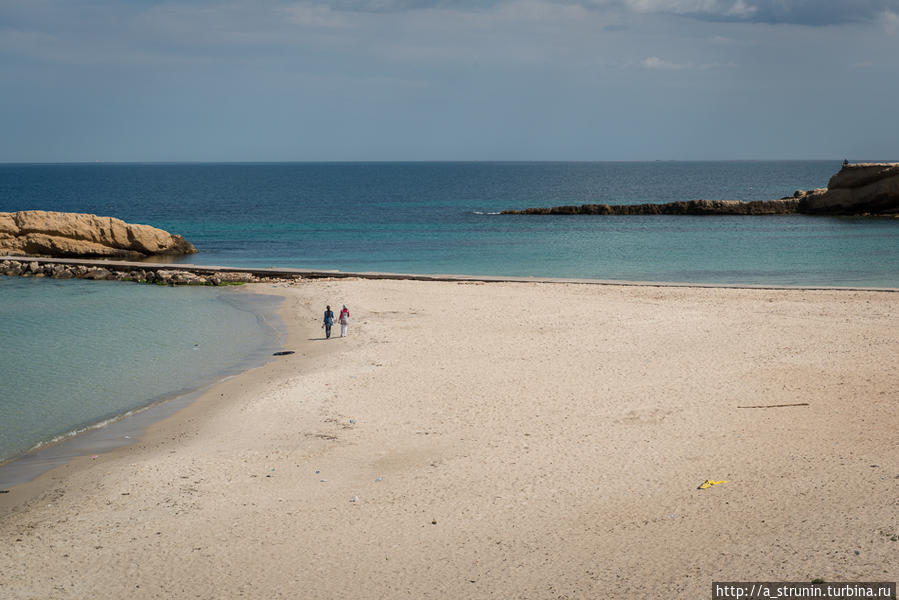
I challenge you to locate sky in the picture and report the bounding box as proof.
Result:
[1,0,898,162]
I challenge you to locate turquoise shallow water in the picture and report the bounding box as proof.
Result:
[0,277,281,465]
[2,161,898,286]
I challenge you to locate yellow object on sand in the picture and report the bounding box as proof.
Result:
[698,479,727,489]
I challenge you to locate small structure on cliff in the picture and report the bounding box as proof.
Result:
[502,163,899,217]
[0,211,197,259]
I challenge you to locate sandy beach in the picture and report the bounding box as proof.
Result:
[1,278,896,599]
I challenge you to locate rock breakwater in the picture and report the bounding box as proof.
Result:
[0,259,301,286]
[502,198,800,216]
[502,163,899,217]
[0,211,197,259]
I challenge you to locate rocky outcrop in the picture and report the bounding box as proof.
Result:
[797,163,899,215]
[0,211,197,259]
[502,198,799,216]
[502,163,899,217]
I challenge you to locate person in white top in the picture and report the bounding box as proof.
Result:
[338,305,350,337]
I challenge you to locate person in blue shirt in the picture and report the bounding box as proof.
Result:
[323,305,335,339]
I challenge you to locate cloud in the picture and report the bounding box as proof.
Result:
[641,55,685,68]
[283,3,354,28]
[614,0,899,26]
[318,0,899,27]
[883,9,899,32]
[626,0,755,19]
[309,0,500,12]
[322,0,899,27]
[640,55,736,69]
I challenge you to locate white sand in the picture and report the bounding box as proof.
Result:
[1,279,897,599]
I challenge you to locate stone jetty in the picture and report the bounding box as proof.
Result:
[0,257,279,286]
[502,163,899,217]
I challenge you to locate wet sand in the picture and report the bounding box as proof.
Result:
[1,278,896,599]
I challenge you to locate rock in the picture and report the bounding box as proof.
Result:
[827,163,899,190]
[51,264,74,278]
[503,198,800,216]
[502,164,899,217]
[0,211,197,259]
[800,163,899,215]
[216,272,255,283]
[3,260,23,276]
[150,269,207,285]
[83,267,112,280]
[171,271,201,285]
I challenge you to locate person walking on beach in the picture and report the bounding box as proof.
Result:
[323,305,335,339]
[338,305,350,337]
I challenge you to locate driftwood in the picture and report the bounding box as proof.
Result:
[737,403,809,409]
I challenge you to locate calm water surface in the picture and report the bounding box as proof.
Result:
[1,161,897,471]
[0,277,281,465]
[2,161,897,286]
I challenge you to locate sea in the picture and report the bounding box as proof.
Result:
[1,161,897,476]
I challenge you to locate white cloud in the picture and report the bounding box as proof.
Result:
[883,9,899,33]
[625,0,757,18]
[640,55,736,69]
[283,4,354,28]
[641,55,686,68]
[604,0,899,26]
[491,0,591,23]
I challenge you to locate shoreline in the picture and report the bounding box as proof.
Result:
[0,279,338,517]
[0,283,288,492]
[1,277,896,598]
[1,272,896,493]
[4,255,899,292]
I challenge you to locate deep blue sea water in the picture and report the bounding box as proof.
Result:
[2,161,897,286]
[1,161,897,475]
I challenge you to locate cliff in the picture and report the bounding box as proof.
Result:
[797,163,899,215]
[502,163,899,217]
[0,211,197,259]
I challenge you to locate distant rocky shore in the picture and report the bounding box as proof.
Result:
[502,163,899,216]
[0,210,197,259]
[0,258,303,286]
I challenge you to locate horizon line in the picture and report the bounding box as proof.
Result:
[0,158,857,166]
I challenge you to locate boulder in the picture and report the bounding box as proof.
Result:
[171,271,201,285]
[3,260,23,276]
[216,272,255,283]
[51,264,74,279]
[0,211,197,259]
[83,267,113,280]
